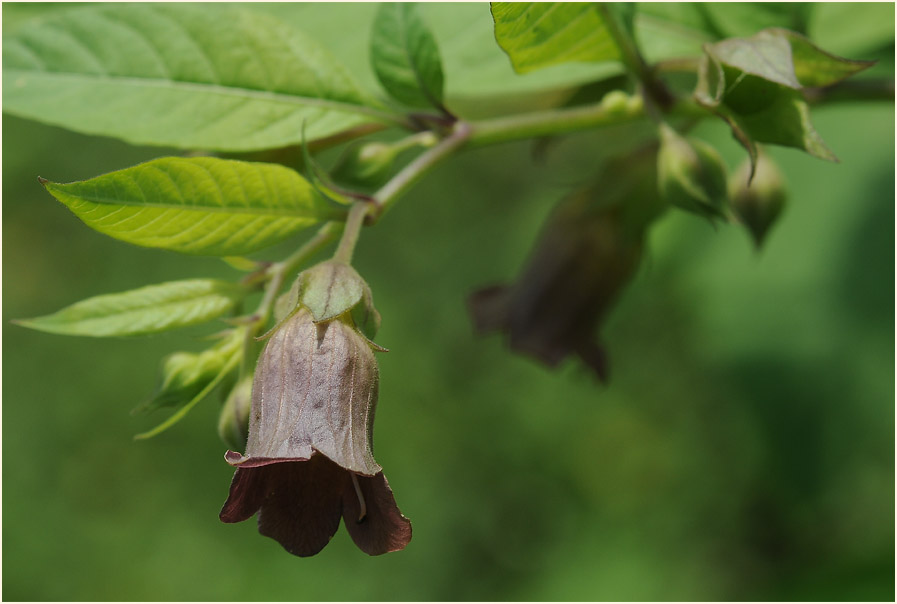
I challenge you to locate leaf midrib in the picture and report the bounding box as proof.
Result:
[50,187,341,217]
[41,294,234,325]
[5,68,397,123]
[395,5,442,109]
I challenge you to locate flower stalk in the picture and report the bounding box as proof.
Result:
[332,201,371,265]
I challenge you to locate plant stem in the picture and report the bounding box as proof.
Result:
[804,78,896,105]
[371,121,473,220]
[256,222,342,324]
[332,201,370,265]
[467,98,646,147]
[593,3,673,111]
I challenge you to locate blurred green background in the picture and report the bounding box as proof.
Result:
[3,3,894,601]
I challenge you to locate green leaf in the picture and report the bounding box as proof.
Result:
[2,4,394,151]
[371,3,446,110]
[490,2,621,74]
[14,279,247,337]
[808,2,895,57]
[246,3,623,102]
[699,3,812,39]
[40,156,344,256]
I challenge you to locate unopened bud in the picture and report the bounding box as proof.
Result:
[657,123,728,221]
[729,152,787,248]
[331,142,398,187]
[218,375,253,451]
[137,329,243,414]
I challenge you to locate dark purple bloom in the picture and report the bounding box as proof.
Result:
[468,149,661,380]
[220,308,411,556]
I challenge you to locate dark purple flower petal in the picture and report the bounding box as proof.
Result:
[219,466,267,524]
[220,456,345,557]
[342,471,412,556]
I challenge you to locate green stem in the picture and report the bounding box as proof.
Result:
[371,121,473,220]
[804,78,896,105]
[255,222,341,324]
[467,97,645,147]
[332,201,370,265]
[594,3,673,111]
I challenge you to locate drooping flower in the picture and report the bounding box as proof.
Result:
[468,148,663,380]
[219,304,411,556]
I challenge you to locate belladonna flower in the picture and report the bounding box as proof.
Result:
[219,306,411,556]
[468,147,663,381]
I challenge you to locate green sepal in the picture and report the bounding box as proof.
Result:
[350,283,384,347]
[271,260,383,346]
[695,28,874,168]
[708,28,874,90]
[297,260,367,323]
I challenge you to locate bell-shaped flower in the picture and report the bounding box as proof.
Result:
[468,148,662,380]
[219,304,411,556]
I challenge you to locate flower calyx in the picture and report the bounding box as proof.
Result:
[272,259,382,347]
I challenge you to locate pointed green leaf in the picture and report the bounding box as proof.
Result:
[699,4,812,40]
[41,157,345,256]
[14,279,247,337]
[371,3,446,109]
[3,4,395,151]
[490,3,621,74]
